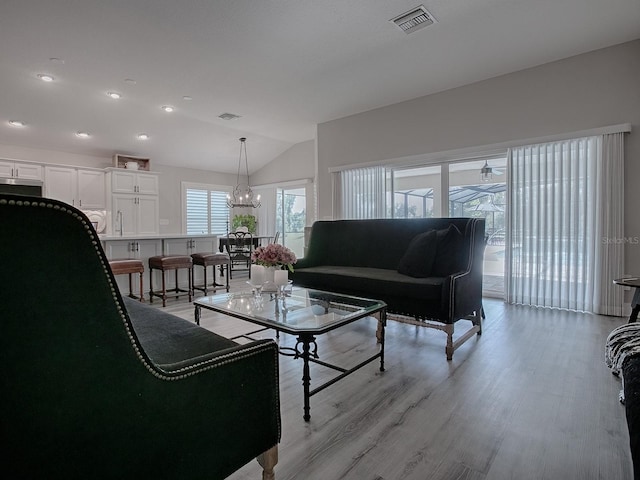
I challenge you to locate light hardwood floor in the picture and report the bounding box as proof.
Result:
[147,273,633,480]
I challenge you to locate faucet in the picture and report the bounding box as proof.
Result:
[116,210,123,236]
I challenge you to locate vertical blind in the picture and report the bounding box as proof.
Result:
[336,166,387,219]
[506,134,624,314]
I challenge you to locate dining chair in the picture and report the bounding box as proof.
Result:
[225,231,254,279]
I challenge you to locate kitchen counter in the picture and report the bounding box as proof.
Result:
[99,233,218,241]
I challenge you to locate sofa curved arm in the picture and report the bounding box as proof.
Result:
[293,256,314,269]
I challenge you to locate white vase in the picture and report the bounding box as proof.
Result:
[262,266,278,292]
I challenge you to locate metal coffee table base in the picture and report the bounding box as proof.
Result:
[282,324,386,422]
[194,289,387,421]
[223,316,386,422]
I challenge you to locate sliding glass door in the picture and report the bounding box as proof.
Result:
[391,165,442,218]
[275,187,306,258]
[390,157,507,297]
[448,158,507,297]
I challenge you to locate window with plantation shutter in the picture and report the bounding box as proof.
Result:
[183,183,231,235]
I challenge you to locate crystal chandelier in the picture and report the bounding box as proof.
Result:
[226,137,261,208]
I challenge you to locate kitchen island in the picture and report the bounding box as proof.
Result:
[101,233,219,301]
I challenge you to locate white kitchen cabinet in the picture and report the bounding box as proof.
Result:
[112,194,160,236]
[45,166,105,209]
[77,169,106,209]
[110,170,158,195]
[163,236,218,255]
[108,169,159,235]
[0,160,43,180]
[44,166,76,205]
[103,238,162,262]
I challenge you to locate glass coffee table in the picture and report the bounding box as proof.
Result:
[194,287,387,421]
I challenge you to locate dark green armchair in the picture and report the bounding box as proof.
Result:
[0,194,281,479]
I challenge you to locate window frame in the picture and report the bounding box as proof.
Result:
[181,182,232,235]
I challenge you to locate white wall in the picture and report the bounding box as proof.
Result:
[250,139,317,227]
[316,39,640,274]
[153,164,237,234]
[250,139,315,185]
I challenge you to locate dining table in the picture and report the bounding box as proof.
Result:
[218,235,274,253]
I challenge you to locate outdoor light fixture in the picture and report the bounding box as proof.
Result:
[226,137,261,208]
[480,160,493,182]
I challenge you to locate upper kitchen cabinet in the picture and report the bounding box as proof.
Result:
[0,160,43,180]
[44,166,106,209]
[110,170,158,195]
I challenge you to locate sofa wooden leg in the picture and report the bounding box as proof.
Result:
[257,445,278,480]
[474,310,483,335]
[445,324,454,361]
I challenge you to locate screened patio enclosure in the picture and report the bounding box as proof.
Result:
[393,182,507,297]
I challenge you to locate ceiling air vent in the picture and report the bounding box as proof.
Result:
[391,5,436,34]
[218,112,241,121]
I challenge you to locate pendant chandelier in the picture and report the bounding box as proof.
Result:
[226,137,261,208]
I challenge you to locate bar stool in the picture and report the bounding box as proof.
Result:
[191,252,231,295]
[148,255,193,307]
[108,259,145,302]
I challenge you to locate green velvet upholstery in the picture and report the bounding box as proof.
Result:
[290,218,485,323]
[0,194,281,479]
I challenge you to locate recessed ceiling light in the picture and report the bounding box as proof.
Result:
[124,78,137,85]
[37,74,54,82]
[161,105,174,113]
[8,120,26,127]
[75,131,90,138]
[137,133,149,140]
[49,57,64,64]
[107,91,122,99]
[182,96,192,101]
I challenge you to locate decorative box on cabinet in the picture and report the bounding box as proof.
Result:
[0,160,43,181]
[112,154,150,171]
[45,166,105,209]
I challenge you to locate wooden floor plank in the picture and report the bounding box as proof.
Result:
[141,273,633,479]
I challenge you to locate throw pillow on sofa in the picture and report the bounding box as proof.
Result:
[397,230,438,278]
[431,224,464,276]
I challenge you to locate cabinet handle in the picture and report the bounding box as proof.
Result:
[135,242,140,252]
[79,199,82,207]
[14,168,17,177]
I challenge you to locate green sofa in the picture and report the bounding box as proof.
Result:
[290,217,485,360]
[0,194,281,479]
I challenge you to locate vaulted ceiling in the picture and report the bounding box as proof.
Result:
[1,0,638,173]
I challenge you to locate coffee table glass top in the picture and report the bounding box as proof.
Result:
[194,287,386,335]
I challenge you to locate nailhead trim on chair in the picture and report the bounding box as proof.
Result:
[1,198,282,390]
